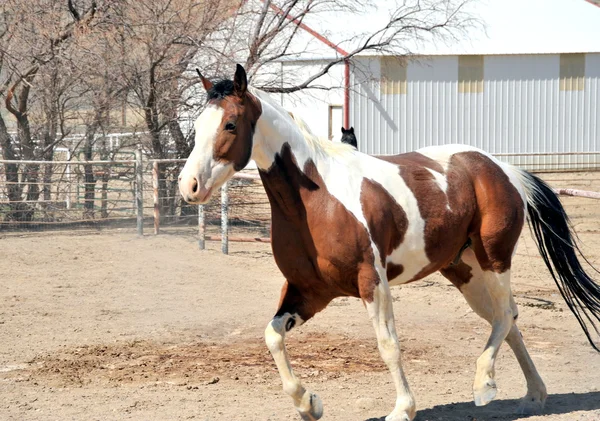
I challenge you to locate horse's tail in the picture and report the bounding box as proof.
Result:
[517,169,600,351]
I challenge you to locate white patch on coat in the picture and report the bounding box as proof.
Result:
[426,167,450,211]
[179,105,225,189]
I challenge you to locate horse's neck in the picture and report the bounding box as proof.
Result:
[252,95,331,222]
[258,142,321,225]
[251,92,317,172]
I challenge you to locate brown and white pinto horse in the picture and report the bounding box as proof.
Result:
[179,65,600,421]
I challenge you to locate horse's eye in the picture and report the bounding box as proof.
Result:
[225,122,236,132]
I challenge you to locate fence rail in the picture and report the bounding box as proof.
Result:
[0,152,599,253]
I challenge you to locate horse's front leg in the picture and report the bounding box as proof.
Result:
[265,281,323,420]
[363,274,416,421]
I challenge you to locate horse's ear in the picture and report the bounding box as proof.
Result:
[233,64,247,96]
[349,126,354,134]
[341,127,347,134]
[196,69,213,92]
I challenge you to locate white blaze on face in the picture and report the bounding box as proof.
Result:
[179,105,235,204]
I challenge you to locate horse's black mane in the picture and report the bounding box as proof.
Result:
[207,79,235,101]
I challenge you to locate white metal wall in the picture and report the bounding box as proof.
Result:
[351,54,600,169]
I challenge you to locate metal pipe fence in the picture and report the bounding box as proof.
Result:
[147,158,270,254]
[0,158,138,229]
[0,152,598,254]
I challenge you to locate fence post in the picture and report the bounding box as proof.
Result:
[221,181,229,255]
[66,150,71,209]
[198,204,205,250]
[152,161,160,235]
[135,148,144,236]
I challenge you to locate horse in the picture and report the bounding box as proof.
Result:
[341,126,357,148]
[178,64,600,421]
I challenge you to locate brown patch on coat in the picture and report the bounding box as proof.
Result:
[452,152,525,273]
[386,263,404,281]
[440,261,473,289]
[379,151,445,174]
[259,144,380,320]
[211,92,262,171]
[360,178,409,266]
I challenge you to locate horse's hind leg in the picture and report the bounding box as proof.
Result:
[265,281,324,421]
[362,270,416,421]
[505,323,547,414]
[441,248,546,413]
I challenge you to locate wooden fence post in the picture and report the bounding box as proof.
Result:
[152,161,160,235]
[135,148,144,236]
[221,181,229,254]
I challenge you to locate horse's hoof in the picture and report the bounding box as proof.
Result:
[517,391,547,415]
[297,392,323,421]
[473,379,497,406]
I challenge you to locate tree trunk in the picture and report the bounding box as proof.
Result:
[41,105,58,219]
[5,78,40,222]
[0,115,25,221]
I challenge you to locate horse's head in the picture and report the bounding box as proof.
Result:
[179,64,262,204]
[341,126,357,149]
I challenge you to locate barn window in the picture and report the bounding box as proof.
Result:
[380,56,407,95]
[458,55,484,93]
[560,54,585,91]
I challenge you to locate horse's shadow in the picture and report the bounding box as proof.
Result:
[365,391,600,421]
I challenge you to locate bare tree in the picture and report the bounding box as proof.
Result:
[0,0,104,221]
[102,0,233,218]
[201,0,478,92]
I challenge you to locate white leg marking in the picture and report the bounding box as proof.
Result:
[505,323,547,414]
[366,277,416,421]
[265,313,323,421]
[458,250,514,406]
[459,250,545,411]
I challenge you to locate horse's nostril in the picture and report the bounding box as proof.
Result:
[191,177,198,193]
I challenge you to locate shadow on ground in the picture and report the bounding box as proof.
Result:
[365,391,600,421]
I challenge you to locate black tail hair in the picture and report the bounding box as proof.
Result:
[523,171,600,351]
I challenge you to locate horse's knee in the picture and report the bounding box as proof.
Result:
[265,313,303,351]
[378,337,400,356]
[265,319,284,352]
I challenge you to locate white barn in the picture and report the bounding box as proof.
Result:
[274,0,600,170]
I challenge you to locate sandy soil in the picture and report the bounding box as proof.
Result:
[1,174,599,421]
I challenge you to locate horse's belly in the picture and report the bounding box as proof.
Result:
[385,247,431,286]
[383,221,465,286]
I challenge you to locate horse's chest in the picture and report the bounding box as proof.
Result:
[270,211,370,296]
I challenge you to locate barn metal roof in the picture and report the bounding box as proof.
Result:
[281,0,600,60]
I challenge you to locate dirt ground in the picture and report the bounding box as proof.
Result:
[1,174,600,421]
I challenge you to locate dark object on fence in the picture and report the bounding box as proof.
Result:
[341,127,357,149]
